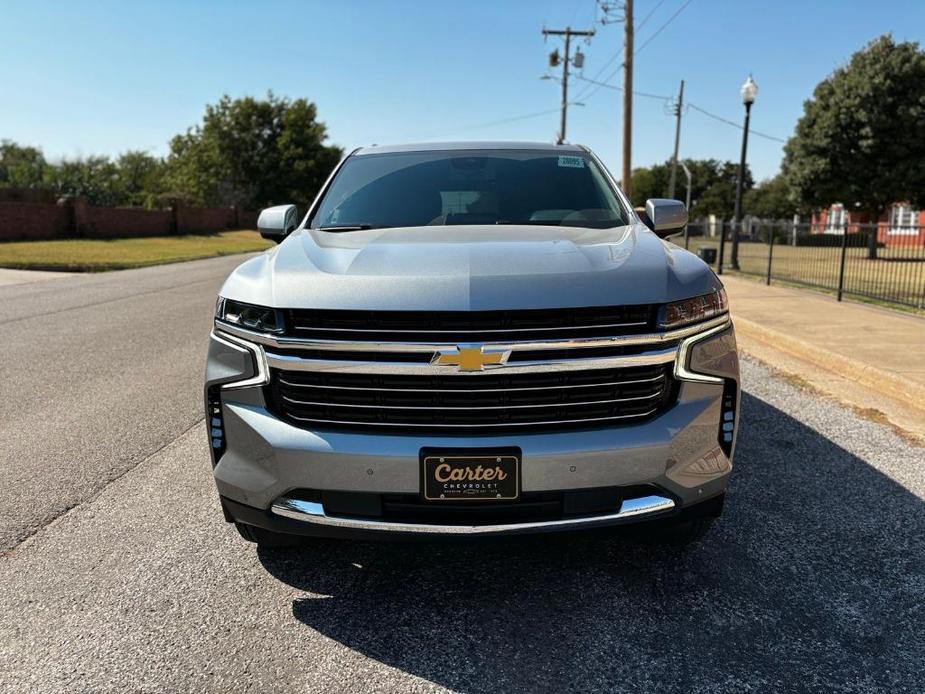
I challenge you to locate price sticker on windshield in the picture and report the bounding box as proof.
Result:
[557,155,585,169]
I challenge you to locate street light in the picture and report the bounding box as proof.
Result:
[730,75,758,270]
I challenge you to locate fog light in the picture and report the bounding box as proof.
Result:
[684,447,730,476]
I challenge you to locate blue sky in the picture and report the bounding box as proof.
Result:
[1,0,922,181]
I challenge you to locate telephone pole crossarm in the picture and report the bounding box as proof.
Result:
[542,27,595,145]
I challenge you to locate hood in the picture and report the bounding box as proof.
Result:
[220,224,720,311]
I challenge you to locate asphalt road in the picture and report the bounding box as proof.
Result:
[1,257,923,693]
[0,255,244,550]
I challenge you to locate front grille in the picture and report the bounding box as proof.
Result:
[267,364,676,433]
[285,305,656,342]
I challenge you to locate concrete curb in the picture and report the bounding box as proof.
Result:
[733,316,924,412]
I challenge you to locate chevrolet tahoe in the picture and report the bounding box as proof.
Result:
[204,141,739,547]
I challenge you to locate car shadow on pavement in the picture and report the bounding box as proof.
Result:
[258,393,924,693]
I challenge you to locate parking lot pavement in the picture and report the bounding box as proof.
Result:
[0,357,922,693]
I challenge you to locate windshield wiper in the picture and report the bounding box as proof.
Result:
[317,224,383,232]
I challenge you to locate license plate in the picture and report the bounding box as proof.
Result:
[422,454,519,501]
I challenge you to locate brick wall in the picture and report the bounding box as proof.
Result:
[0,198,258,241]
[237,208,259,229]
[0,201,71,241]
[83,206,173,238]
[175,206,234,234]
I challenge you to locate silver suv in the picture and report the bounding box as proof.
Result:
[205,142,739,547]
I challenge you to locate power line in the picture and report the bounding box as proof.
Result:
[634,0,695,56]
[636,0,667,31]
[572,58,623,102]
[573,76,788,143]
[399,106,572,143]
[574,75,671,100]
[575,0,691,104]
[571,0,624,103]
[436,107,569,134]
[687,103,787,143]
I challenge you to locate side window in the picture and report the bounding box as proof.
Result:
[889,204,918,235]
[825,204,845,233]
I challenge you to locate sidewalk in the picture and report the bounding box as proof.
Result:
[0,268,75,287]
[721,274,925,440]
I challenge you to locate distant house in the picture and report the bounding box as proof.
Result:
[812,202,924,246]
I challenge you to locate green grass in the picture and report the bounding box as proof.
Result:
[0,230,273,272]
[677,236,925,313]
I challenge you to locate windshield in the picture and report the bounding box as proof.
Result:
[310,149,631,230]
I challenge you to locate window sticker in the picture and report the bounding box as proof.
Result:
[557,155,585,169]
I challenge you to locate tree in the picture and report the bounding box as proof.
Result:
[0,140,48,189]
[630,158,752,220]
[694,161,752,220]
[744,174,798,219]
[630,161,671,206]
[782,34,925,258]
[115,151,166,207]
[43,156,123,206]
[165,93,342,210]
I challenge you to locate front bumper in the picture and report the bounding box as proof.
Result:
[205,320,740,538]
[221,491,725,540]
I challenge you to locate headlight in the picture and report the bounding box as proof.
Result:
[659,288,728,330]
[215,297,285,334]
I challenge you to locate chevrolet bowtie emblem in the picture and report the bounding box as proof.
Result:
[431,345,511,372]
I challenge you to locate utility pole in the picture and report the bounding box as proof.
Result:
[621,0,633,199]
[542,26,595,144]
[597,2,633,195]
[667,79,685,200]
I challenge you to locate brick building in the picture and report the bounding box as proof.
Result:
[812,202,924,247]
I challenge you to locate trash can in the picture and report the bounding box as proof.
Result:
[698,247,717,264]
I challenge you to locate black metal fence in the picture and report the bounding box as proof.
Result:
[679,221,925,310]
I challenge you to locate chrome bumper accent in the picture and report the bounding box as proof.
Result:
[269,494,676,535]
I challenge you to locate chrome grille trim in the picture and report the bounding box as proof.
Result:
[215,314,731,353]
[281,408,660,429]
[276,372,665,392]
[280,391,662,410]
[263,347,678,375]
[289,320,649,334]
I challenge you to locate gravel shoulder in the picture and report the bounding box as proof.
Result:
[1,358,922,693]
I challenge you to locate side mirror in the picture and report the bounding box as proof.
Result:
[257,204,299,243]
[643,198,688,238]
